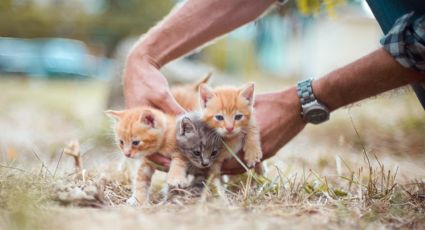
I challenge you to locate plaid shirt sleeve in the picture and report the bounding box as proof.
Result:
[380,12,425,72]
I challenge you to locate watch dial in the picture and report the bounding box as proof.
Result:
[306,108,329,124]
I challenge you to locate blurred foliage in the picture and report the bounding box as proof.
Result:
[0,0,359,58]
[89,0,173,55]
[295,0,347,17]
[0,0,173,56]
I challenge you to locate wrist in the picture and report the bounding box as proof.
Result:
[283,86,302,114]
[311,75,341,112]
[277,86,304,124]
[127,42,162,69]
[257,87,305,159]
[295,79,332,124]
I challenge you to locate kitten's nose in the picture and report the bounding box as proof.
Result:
[226,126,234,133]
[201,159,210,167]
[124,151,131,158]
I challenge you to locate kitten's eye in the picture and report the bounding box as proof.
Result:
[215,115,224,121]
[193,151,201,156]
[132,140,140,146]
[119,140,124,145]
[234,114,243,120]
[211,150,218,156]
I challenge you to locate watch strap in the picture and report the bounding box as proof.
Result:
[297,78,315,105]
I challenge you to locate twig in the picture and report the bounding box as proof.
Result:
[32,150,52,176]
[222,141,260,183]
[222,141,250,172]
[53,149,64,177]
[63,140,82,172]
[0,163,29,173]
[347,112,370,166]
[348,111,376,199]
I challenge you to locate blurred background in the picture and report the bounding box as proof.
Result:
[0,0,423,177]
[0,0,378,79]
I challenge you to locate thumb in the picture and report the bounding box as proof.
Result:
[154,91,186,115]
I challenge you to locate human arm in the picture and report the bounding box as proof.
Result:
[221,47,425,174]
[123,0,276,165]
[124,0,275,111]
[147,47,425,174]
[137,5,425,173]
[222,12,425,174]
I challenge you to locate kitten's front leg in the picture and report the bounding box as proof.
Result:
[208,148,233,181]
[127,159,154,206]
[208,157,225,179]
[207,158,229,202]
[167,156,189,188]
[208,154,229,186]
[243,123,263,168]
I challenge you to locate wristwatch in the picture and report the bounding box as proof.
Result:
[296,78,330,124]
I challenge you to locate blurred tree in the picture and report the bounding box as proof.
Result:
[0,0,90,39]
[90,0,173,56]
[0,0,173,56]
[201,0,355,76]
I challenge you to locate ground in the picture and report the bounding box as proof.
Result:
[0,76,424,230]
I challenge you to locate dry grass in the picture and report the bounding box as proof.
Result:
[0,77,424,230]
[1,152,424,230]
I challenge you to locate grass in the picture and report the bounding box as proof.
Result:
[0,77,424,229]
[1,151,424,229]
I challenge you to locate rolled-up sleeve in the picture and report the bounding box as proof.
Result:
[380,12,425,72]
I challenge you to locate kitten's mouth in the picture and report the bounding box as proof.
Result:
[125,152,146,159]
[125,154,137,159]
[224,131,239,137]
[193,162,211,169]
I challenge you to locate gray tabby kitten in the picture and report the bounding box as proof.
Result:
[176,112,223,191]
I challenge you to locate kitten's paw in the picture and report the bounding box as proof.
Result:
[244,150,263,168]
[167,175,189,189]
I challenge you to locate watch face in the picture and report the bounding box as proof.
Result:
[305,107,329,124]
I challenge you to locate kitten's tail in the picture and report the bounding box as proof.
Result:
[193,71,212,90]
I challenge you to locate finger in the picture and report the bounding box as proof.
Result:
[147,153,171,171]
[221,157,247,175]
[221,150,249,175]
[154,91,186,115]
[125,98,150,109]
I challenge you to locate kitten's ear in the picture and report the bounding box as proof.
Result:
[193,72,212,90]
[179,117,196,136]
[199,84,215,108]
[239,82,255,105]
[105,110,124,122]
[140,110,156,128]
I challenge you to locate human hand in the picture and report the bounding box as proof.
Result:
[123,52,185,166]
[123,50,306,173]
[221,87,306,174]
[123,53,185,114]
[143,87,307,174]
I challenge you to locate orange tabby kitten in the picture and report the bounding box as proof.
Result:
[105,107,189,205]
[171,72,211,111]
[199,83,263,177]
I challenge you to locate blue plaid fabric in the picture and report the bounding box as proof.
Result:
[380,12,425,72]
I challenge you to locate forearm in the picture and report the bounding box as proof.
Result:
[130,0,275,67]
[313,47,425,111]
